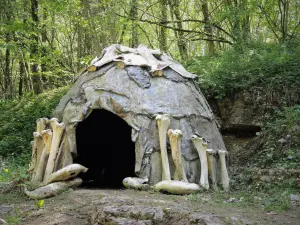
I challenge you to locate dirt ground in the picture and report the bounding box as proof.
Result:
[0,188,299,225]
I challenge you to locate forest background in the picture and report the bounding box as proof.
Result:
[0,0,300,199]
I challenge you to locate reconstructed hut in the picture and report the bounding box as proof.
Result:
[49,44,226,187]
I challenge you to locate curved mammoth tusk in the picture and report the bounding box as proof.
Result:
[46,164,88,184]
[156,114,171,181]
[167,129,187,182]
[191,135,209,190]
[24,178,82,200]
[153,180,201,195]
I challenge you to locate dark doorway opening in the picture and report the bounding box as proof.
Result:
[75,109,135,188]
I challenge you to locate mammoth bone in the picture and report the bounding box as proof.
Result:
[155,114,171,181]
[36,118,49,133]
[191,135,209,190]
[44,118,66,182]
[122,177,150,191]
[25,178,82,200]
[46,164,88,184]
[33,129,53,182]
[206,149,218,190]
[218,150,230,191]
[30,132,45,181]
[153,180,200,195]
[167,129,188,182]
[29,118,49,176]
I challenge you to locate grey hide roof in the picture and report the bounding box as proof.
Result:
[84,44,197,79]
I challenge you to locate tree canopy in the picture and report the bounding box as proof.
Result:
[0,0,299,99]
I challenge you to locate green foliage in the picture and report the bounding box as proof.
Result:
[252,105,300,169]
[186,41,300,103]
[0,87,69,163]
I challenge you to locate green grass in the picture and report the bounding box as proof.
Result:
[185,186,296,213]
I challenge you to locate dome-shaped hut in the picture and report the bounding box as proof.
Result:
[27,44,228,196]
[49,44,226,187]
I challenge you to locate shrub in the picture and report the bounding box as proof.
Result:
[253,105,300,169]
[0,86,69,164]
[186,40,300,106]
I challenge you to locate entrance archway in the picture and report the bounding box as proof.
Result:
[75,109,135,188]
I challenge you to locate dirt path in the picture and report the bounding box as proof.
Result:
[0,188,299,225]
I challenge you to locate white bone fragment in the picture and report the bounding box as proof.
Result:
[46,164,88,184]
[218,150,230,191]
[28,140,38,174]
[24,178,82,199]
[122,177,150,190]
[156,114,171,180]
[87,45,122,71]
[121,53,149,67]
[30,132,44,181]
[191,135,209,190]
[0,218,8,225]
[167,129,187,182]
[115,45,138,54]
[44,118,65,182]
[34,130,52,182]
[36,118,49,133]
[153,180,201,195]
[54,135,73,171]
[137,45,167,76]
[206,149,218,190]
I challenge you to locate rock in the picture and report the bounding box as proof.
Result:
[0,205,12,216]
[101,205,165,222]
[224,197,242,203]
[260,175,271,183]
[105,217,152,225]
[290,194,300,202]
[189,214,225,225]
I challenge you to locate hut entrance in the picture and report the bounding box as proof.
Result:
[75,109,135,188]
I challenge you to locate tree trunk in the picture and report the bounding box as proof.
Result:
[4,43,12,99]
[280,0,289,42]
[159,0,168,52]
[168,0,188,60]
[82,0,93,56]
[130,0,139,48]
[19,60,24,96]
[3,0,13,99]
[31,0,43,94]
[41,7,48,86]
[232,0,241,43]
[241,0,250,41]
[201,0,216,56]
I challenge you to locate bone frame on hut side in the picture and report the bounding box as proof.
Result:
[26,44,229,198]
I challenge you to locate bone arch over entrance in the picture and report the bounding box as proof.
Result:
[75,109,135,187]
